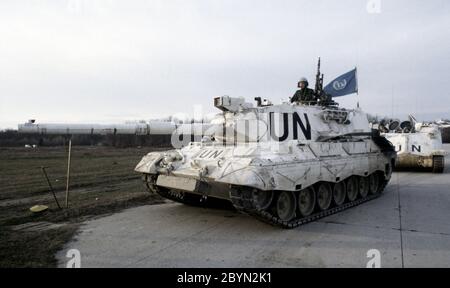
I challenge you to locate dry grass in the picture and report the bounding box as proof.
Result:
[0,146,167,267]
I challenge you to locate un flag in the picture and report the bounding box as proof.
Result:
[324,68,358,97]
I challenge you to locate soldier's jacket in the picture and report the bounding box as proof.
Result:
[291,88,316,104]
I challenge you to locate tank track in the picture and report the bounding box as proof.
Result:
[432,156,445,174]
[229,178,389,229]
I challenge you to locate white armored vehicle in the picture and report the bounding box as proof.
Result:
[380,117,445,173]
[135,94,396,228]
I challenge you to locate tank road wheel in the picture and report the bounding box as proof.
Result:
[276,191,297,222]
[432,156,445,174]
[346,177,358,202]
[368,173,380,195]
[358,177,370,198]
[316,183,332,211]
[252,190,274,210]
[297,187,316,217]
[332,182,346,206]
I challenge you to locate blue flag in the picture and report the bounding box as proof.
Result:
[324,68,358,97]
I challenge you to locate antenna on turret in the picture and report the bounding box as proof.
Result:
[355,66,360,108]
[315,57,323,95]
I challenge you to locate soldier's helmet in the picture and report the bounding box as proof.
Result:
[298,77,309,87]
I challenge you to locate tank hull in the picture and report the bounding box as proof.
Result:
[139,142,392,193]
[136,139,395,228]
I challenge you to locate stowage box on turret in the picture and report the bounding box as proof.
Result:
[135,94,396,228]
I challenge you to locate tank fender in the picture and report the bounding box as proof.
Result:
[217,168,270,191]
[134,152,164,174]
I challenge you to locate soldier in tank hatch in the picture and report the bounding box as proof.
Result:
[290,77,316,105]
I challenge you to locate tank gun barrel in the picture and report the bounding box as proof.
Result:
[18,120,213,136]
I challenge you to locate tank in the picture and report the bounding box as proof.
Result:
[381,118,446,173]
[135,95,396,228]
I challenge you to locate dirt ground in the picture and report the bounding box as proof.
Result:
[0,146,166,267]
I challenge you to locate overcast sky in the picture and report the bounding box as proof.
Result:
[0,0,449,129]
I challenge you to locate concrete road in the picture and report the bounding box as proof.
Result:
[57,145,450,268]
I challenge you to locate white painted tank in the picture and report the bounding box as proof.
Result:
[383,123,446,172]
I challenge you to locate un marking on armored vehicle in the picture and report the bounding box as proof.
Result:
[135,95,396,228]
[378,117,445,173]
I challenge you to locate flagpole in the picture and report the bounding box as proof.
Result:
[355,66,360,108]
